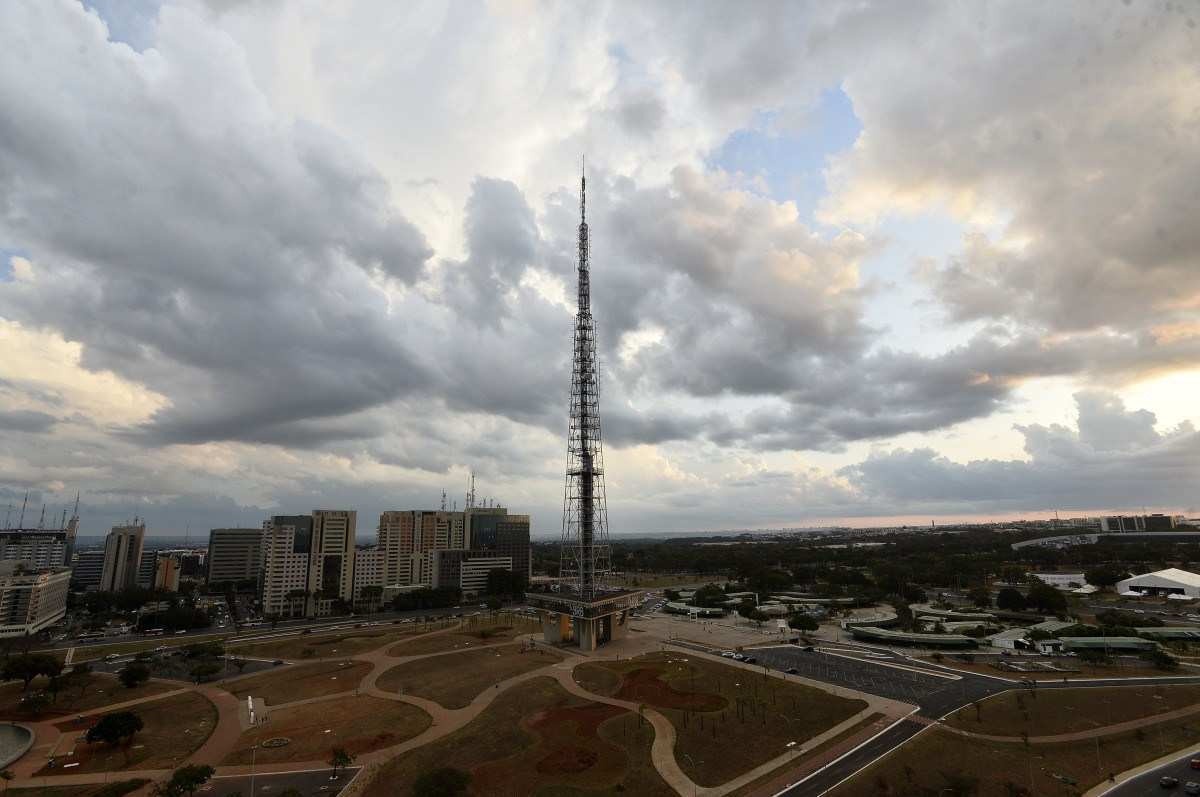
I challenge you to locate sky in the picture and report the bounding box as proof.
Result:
[1,0,1199,540]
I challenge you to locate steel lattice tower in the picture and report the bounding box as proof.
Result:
[559,168,611,601]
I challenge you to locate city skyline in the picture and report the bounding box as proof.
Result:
[2,2,1198,538]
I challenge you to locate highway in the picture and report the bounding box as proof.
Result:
[1104,752,1200,796]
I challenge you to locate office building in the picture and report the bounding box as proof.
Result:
[377,510,465,587]
[425,549,511,598]
[207,528,265,588]
[1099,514,1178,532]
[71,549,105,591]
[261,515,313,617]
[0,530,68,569]
[261,511,356,618]
[309,509,356,608]
[136,550,157,589]
[99,524,145,592]
[0,563,71,637]
[467,507,531,582]
[154,554,180,592]
[353,545,383,606]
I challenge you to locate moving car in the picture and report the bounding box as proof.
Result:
[1159,775,1178,788]
[785,667,800,674]
[1191,759,1200,770]
[1183,781,1200,795]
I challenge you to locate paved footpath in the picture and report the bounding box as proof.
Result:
[3,621,935,797]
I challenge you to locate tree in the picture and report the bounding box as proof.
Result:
[1085,566,1130,589]
[968,586,991,608]
[153,764,215,797]
[1,652,62,691]
[413,767,471,796]
[329,747,354,779]
[119,662,151,689]
[189,662,220,683]
[231,658,248,673]
[65,662,95,707]
[995,587,1027,611]
[1025,583,1068,615]
[0,770,11,794]
[87,711,144,761]
[787,614,818,632]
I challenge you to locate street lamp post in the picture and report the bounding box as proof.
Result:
[249,743,258,795]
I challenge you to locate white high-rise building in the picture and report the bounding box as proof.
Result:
[260,511,356,618]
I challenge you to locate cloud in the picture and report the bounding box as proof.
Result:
[0,409,56,434]
[842,391,1200,513]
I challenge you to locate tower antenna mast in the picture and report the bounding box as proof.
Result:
[558,159,612,601]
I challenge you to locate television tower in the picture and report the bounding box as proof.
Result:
[559,165,611,601]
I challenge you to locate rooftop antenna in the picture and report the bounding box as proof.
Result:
[60,507,68,530]
[38,504,46,529]
[466,471,476,511]
[441,490,447,511]
[18,491,28,528]
[2,504,10,530]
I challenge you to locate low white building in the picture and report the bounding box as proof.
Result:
[1117,568,1200,599]
[1031,572,1087,590]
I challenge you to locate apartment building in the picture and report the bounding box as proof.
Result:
[0,530,68,569]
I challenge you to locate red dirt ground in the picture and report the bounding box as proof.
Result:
[614,667,727,712]
[470,700,630,791]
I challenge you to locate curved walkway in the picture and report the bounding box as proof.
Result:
[6,619,923,797]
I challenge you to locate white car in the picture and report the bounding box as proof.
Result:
[720,651,735,658]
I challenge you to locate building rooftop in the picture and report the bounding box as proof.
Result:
[1122,568,1200,587]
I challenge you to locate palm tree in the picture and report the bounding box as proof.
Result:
[329,747,353,779]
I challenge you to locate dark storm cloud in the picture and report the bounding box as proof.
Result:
[0,409,56,434]
[0,3,433,447]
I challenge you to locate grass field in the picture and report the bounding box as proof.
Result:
[944,683,1200,737]
[40,691,217,774]
[222,695,431,765]
[376,644,562,708]
[359,676,673,797]
[385,623,534,657]
[727,713,886,797]
[0,674,175,720]
[829,713,1200,796]
[226,622,452,660]
[574,652,867,788]
[224,659,372,705]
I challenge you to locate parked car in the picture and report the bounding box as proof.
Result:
[743,656,757,664]
[1159,775,1178,788]
[1183,781,1200,795]
[720,651,735,658]
[785,667,799,675]
[1191,759,1200,770]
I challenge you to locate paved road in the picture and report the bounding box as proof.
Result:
[714,642,1200,796]
[48,605,497,655]
[200,767,361,796]
[1104,754,1200,796]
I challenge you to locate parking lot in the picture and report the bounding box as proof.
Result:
[751,645,966,707]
